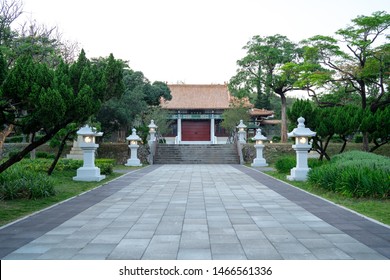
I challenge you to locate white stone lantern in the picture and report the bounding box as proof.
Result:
[237,120,247,144]
[287,117,316,181]
[73,125,105,182]
[251,128,268,167]
[148,120,158,143]
[125,128,142,166]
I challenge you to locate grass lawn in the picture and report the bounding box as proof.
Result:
[0,166,142,227]
[264,170,390,226]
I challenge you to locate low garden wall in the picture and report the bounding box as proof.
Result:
[2,142,151,165]
[97,143,150,165]
[2,143,71,158]
[242,143,295,164]
[4,142,290,165]
[4,142,388,166]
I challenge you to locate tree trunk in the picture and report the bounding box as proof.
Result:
[47,130,75,175]
[30,133,36,160]
[362,132,370,152]
[358,81,370,152]
[339,136,348,154]
[280,93,288,143]
[322,135,332,160]
[0,126,62,174]
[369,139,388,153]
[0,124,14,159]
[314,137,331,161]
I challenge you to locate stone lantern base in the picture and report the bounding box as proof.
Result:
[251,158,268,167]
[287,167,310,181]
[73,167,106,182]
[125,158,142,167]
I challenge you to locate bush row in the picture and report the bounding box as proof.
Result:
[274,155,325,174]
[308,151,390,198]
[0,158,116,200]
[0,165,55,200]
[15,158,115,175]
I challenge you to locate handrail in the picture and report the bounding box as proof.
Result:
[233,133,244,165]
[148,134,160,165]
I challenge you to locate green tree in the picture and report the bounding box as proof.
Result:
[221,102,250,138]
[288,100,362,160]
[361,106,390,152]
[0,0,81,158]
[302,11,390,150]
[96,69,171,141]
[230,34,302,143]
[0,50,124,173]
[0,0,21,47]
[142,106,172,141]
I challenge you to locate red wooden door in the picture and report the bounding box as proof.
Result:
[182,120,210,141]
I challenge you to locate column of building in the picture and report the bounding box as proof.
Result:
[177,110,182,144]
[210,111,215,144]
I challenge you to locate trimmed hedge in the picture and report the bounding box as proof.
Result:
[10,158,115,175]
[308,151,390,198]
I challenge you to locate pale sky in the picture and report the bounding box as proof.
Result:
[16,0,390,84]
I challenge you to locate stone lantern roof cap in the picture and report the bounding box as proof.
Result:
[77,125,103,137]
[287,117,316,138]
[236,120,247,129]
[148,120,158,129]
[252,128,267,141]
[126,128,141,141]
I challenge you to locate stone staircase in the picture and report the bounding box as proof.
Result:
[154,144,239,164]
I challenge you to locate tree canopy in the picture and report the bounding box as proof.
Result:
[230,11,389,151]
[0,0,127,173]
[300,11,390,150]
[96,69,171,141]
[0,49,124,173]
[230,34,302,142]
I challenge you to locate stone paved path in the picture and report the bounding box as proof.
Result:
[1,164,389,260]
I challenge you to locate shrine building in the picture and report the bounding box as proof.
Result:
[160,84,277,144]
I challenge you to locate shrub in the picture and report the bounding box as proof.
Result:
[0,165,55,200]
[275,156,324,174]
[308,151,390,198]
[96,159,115,175]
[5,136,24,143]
[275,156,296,173]
[272,136,281,143]
[8,150,30,159]
[354,134,363,143]
[36,152,55,159]
[56,159,83,171]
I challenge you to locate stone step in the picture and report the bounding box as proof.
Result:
[154,144,239,164]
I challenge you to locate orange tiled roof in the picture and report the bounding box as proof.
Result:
[161,84,232,110]
[249,108,274,116]
[261,119,281,125]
